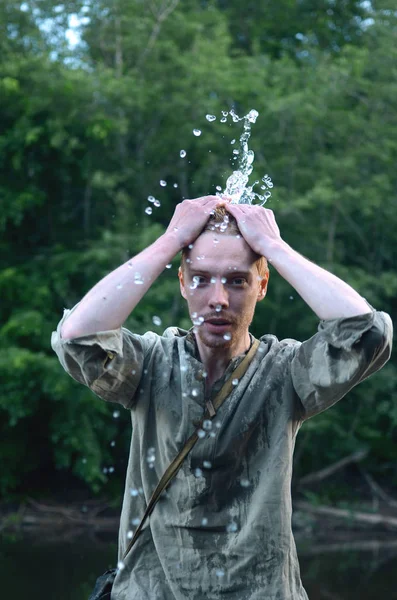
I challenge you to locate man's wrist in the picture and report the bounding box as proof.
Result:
[159,230,185,256]
[258,238,291,264]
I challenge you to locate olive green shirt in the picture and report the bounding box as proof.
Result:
[51,306,392,600]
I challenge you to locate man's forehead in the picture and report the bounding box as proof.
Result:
[188,231,256,270]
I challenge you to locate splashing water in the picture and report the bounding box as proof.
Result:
[217,108,273,205]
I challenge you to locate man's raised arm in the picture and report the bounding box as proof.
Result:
[61,196,223,340]
[226,203,372,320]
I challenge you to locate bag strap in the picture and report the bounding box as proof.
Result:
[122,337,260,560]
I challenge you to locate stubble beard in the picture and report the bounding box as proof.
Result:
[196,314,253,350]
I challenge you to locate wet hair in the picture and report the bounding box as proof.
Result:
[180,206,269,279]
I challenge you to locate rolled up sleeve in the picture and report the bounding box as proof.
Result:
[291,310,393,420]
[51,307,153,408]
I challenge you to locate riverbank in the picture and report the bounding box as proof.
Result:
[2,493,397,545]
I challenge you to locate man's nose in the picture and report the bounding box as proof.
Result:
[209,281,229,309]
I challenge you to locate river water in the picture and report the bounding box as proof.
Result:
[1,532,397,600]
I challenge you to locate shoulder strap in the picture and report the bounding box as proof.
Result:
[122,337,260,560]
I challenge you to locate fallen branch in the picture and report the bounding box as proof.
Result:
[298,448,369,485]
[297,538,397,555]
[295,501,397,531]
[359,469,397,509]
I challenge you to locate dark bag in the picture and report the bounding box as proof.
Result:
[88,568,116,600]
[88,339,260,600]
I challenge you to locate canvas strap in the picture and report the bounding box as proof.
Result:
[122,337,260,560]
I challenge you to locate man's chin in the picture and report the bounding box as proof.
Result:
[196,329,233,349]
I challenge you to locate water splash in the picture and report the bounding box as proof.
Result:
[218,108,273,205]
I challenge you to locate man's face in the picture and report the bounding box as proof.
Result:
[178,231,268,350]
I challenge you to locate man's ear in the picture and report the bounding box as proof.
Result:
[257,271,269,302]
[178,266,188,300]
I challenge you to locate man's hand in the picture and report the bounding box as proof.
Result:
[225,203,282,257]
[166,195,226,249]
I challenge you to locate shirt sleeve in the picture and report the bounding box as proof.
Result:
[290,310,393,420]
[51,306,156,409]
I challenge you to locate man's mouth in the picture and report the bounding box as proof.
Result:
[206,318,231,325]
[204,318,233,333]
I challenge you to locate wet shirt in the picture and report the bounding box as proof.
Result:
[51,307,392,600]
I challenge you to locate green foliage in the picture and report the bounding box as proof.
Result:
[0,0,396,500]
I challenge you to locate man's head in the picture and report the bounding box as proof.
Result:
[178,207,269,351]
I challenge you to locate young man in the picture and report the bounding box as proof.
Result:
[52,196,392,600]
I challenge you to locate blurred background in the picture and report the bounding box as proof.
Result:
[0,1,396,598]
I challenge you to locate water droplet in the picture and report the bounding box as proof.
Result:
[154,199,161,207]
[127,530,133,539]
[201,517,208,525]
[240,478,251,487]
[226,521,238,533]
[113,411,120,419]
[131,517,140,526]
[220,117,227,123]
[213,238,219,244]
[232,378,239,386]
[82,458,87,464]
[166,263,172,269]
[194,468,203,477]
[130,488,139,497]
[116,283,123,289]
[145,207,153,215]
[192,312,198,318]
[188,243,194,249]
[127,262,133,269]
[180,149,187,158]
[221,277,227,284]
[173,183,179,188]
[193,316,204,326]
[117,561,125,571]
[216,185,222,191]
[215,304,222,312]
[231,139,236,144]
[203,460,212,468]
[109,466,114,473]
[134,272,144,285]
[289,296,294,300]
[216,569,225,578]
[210,277,216,284]
[215,421,222,429]
[203,420,212,430]
[148,195,155,203]
[247,109,259,123]
[152,315,162,326]
[210,431,216,438]
[190,275,201,290]
[223,332,232,341]
[191,388,199,397]
[233,149,239,155]
[222,110,228,117]
[197,429,206,439]
[193,129,202,136]
[103,467,108,474]
[160,180,167,187]
[206,114,216,122]
[110,440,116,447]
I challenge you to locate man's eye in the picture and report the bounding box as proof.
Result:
[232,278,246,286]
[190,276,206,289]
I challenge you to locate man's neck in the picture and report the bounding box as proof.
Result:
[195,331,251,388]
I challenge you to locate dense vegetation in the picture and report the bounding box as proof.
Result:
[0,0,396,502]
